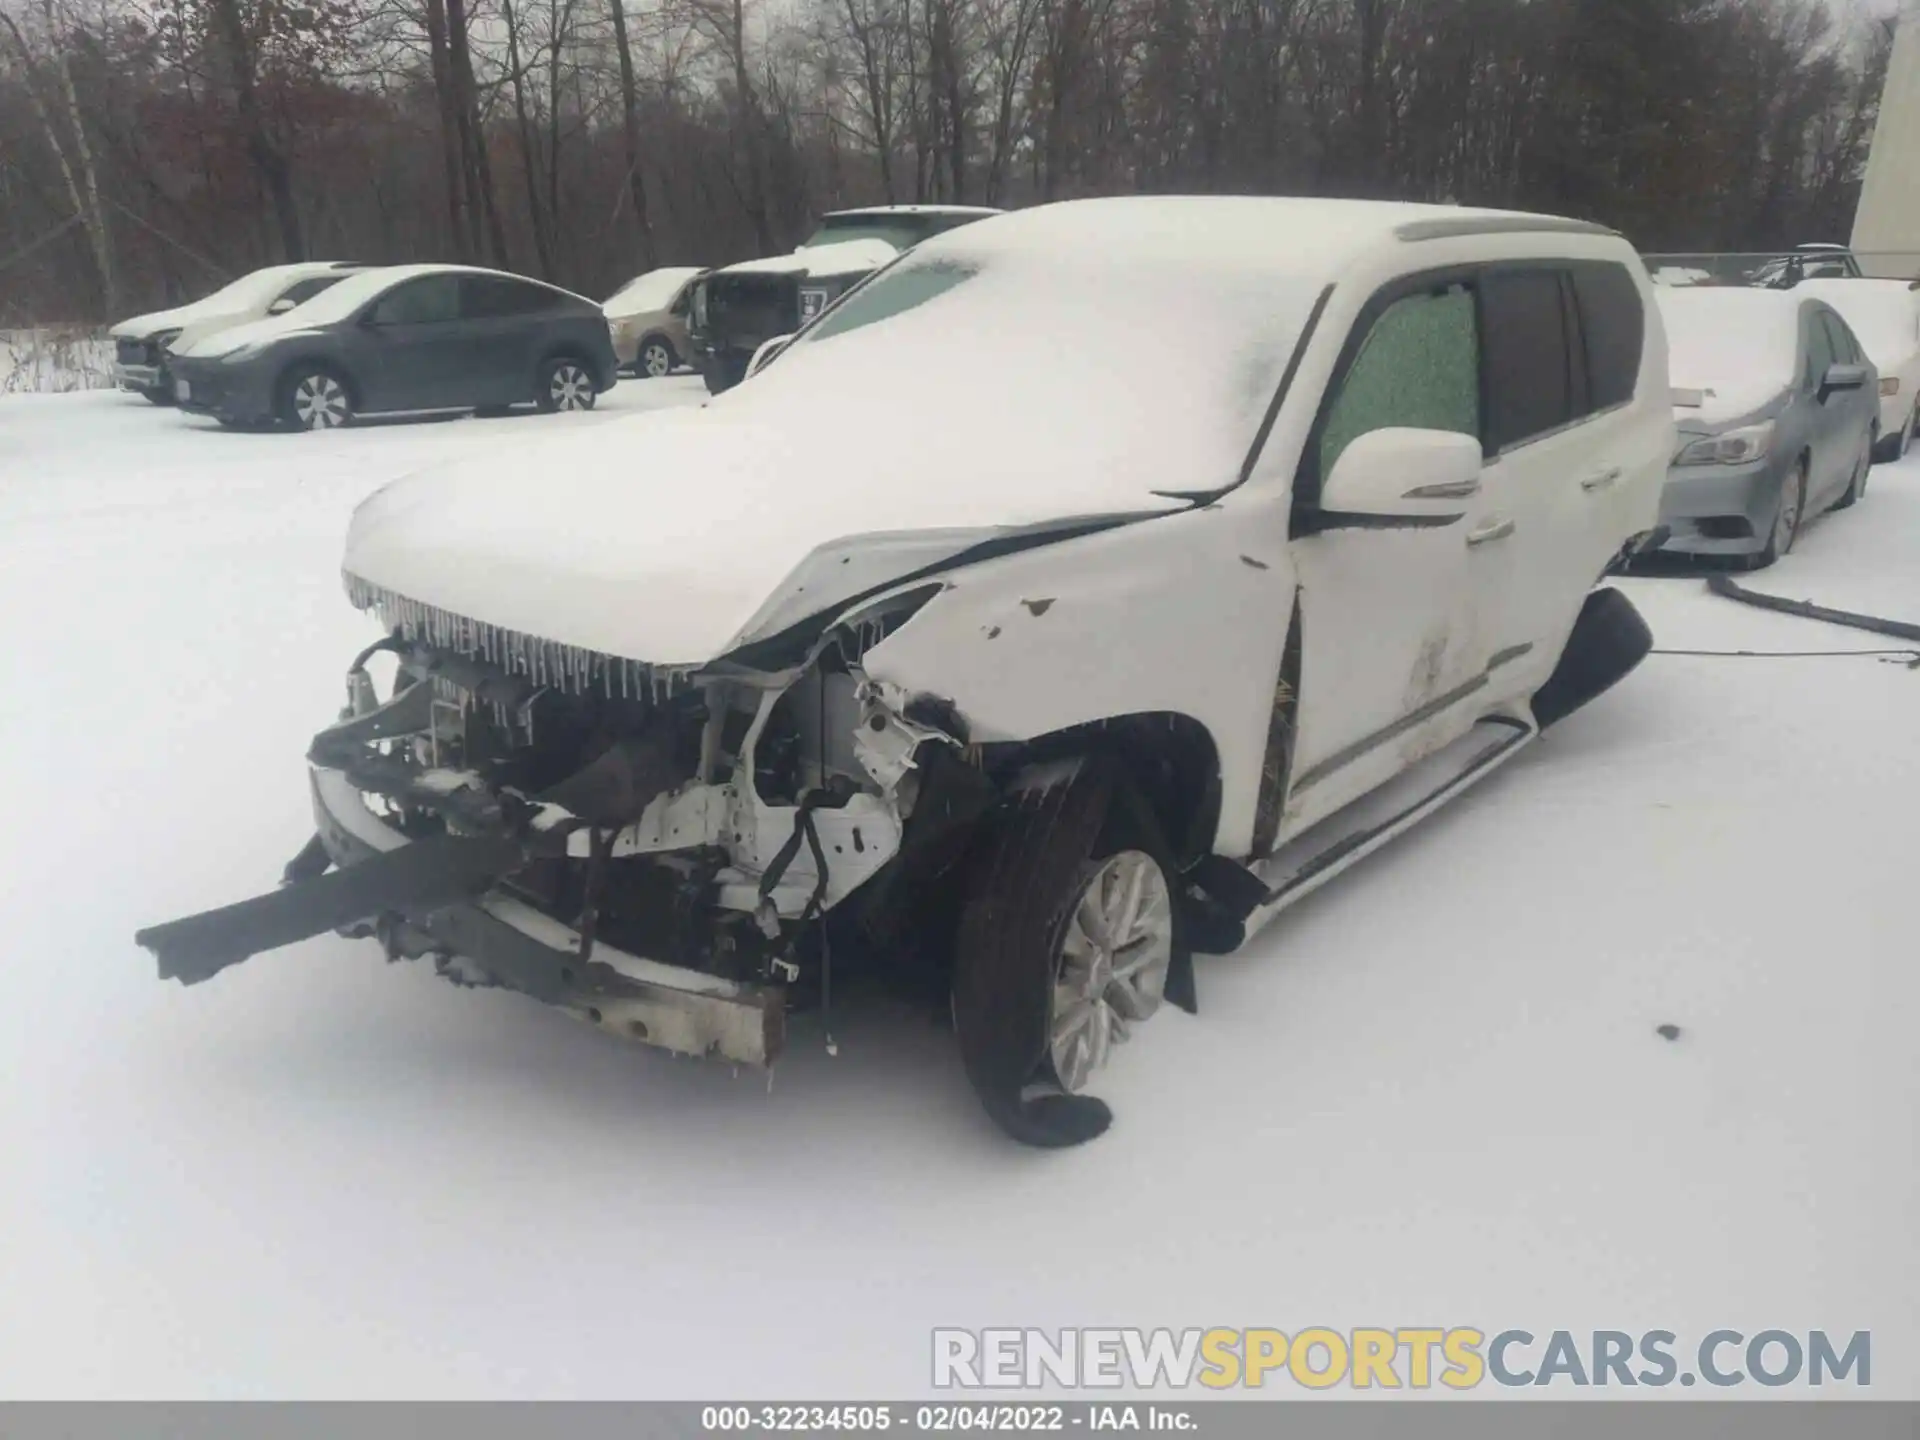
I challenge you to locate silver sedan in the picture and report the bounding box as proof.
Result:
[1654,286,1879,568]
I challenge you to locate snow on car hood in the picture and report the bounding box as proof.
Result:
[343,407,1185,667]
[1656,287,1798,430]
[110,301,246,342]
[176,311,322,359]
[345,238,1322,667]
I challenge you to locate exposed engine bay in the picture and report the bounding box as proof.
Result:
[133,576,1002,1067]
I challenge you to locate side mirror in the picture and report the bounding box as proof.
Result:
[746,333,795,378]
[1312,428,1484,530]
[267,297,297,315]
[1821,363,1868,396]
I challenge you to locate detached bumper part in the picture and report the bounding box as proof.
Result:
[132,765,785,1068]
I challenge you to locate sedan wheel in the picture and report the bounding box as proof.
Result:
[541,359,596,413]
[1749,460,1806,569]
[640,339,674,378]
[1048,849,1175,1093]
[283,371,352,431]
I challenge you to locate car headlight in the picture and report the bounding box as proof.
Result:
[1675,422,1773,466]
[220,342,266,365]
[152,328,182,354]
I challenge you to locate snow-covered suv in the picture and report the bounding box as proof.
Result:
[110,261,368,404]
[137,198,1672,1146]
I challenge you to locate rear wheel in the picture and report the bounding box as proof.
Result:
[1747,458,1806,569]
[537,357,596,412]
[276,366,353,431]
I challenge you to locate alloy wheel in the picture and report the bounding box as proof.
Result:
[292,374,349,429]
[549,363,594,411]
[641,342,672,378]
[1047,850,1175,1093]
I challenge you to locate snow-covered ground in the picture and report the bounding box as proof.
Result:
[2,383,1916,1399]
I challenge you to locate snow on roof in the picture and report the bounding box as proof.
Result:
[821,204,1004,219]
[719,238,903,278]
[1654,286,1803,418]
[1793,278,1920,362]
[909,195,1581,279]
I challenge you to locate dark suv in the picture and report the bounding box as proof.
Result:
[688,205,1001,393]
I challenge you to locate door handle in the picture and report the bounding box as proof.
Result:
[1466,518,1515,546]
[1403,477,1481,500]
[1580,466,1623,492]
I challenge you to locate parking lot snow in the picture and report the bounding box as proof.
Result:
[1,385,1915,1398]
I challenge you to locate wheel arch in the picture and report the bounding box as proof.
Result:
[978,710,1225,872]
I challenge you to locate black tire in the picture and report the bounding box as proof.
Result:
[536,355,597,413]
[1747,458,1807,569]
[1835,431,1874,508]
[637,335,677,379]
[1531,587,1654,731]
[951,761,1186,1149]
[701,353,746,395]
[141,382,175,407]
[275,365,354,431]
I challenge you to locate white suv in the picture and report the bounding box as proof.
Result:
[109,261,368,404]
[136,198,1673,1147]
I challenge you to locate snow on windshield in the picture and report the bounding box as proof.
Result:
[193,265,326,311]
[756,245,1319,494]
[1655,288,1801,393]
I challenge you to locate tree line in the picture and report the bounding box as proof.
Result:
[0,0,1897,323]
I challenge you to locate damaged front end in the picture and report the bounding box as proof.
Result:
[134,581,971,1069]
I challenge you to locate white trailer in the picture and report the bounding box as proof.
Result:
[1852,14,1920,279]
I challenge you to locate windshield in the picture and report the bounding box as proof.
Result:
[605,267,701,312]
[755,244,1322,497]
[800,219,921,250]
[279,268,417,326]
[191,265,331,312]
[1657,291,1799,391]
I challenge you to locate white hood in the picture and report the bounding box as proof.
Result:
[1669,376,1790,429]
[109,300,246,342]
[343,406,1183,667]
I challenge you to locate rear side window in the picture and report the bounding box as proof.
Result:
[1316,282,1480,480]
[463,276,562,318]
[1569,262,1644,411]
[370,275,460,325]
[1481,269,1574,449]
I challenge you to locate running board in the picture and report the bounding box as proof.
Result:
[1243,716,1535,942]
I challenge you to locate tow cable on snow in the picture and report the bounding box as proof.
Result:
[1705,574,1920,645]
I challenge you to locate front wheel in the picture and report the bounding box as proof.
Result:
[951,764,1183,1148]
[1747,458,1807,569]
[1834,431,1873,510]
[276,367,353,431]
[537,357,597,413]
